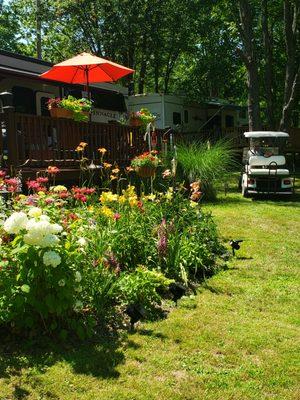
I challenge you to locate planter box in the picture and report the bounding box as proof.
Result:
[50,108,73,119]
[135,165,156,178]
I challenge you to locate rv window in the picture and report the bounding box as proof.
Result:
[225,115,234,128]
[12,86,35,114]
[173,112,181,125]
[184,110,189,123]
[91,91,127,112]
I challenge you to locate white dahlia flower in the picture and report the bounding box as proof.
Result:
[43,250,61,268]
[3,212,28,234]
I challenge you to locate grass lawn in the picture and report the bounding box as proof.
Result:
[1,181,299,400]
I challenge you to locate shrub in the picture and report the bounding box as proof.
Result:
[176,140,237,199]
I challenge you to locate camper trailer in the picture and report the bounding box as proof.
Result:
[128,93,248,134]
[0,50,128,123]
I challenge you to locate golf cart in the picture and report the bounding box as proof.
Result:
[241,131,294,197]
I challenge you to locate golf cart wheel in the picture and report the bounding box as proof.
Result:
[242,185,249,198]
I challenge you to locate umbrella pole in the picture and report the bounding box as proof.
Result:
[85,67,92,122]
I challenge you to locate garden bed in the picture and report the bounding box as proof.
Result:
[0,171,226,339]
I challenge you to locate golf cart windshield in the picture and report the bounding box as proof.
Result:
[249,137,288,157]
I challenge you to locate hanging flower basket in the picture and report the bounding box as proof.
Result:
[130,117,143,127]
[50,108,73,119]
[135,165,157,178]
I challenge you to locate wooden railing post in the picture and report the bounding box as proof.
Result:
[4,108,19,170]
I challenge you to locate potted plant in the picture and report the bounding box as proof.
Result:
[129,108,156,129]
[131,150,160,178]
[47,96,92,122]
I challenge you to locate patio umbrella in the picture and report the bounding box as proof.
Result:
[39,52,134,98]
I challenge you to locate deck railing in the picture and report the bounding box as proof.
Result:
[1,111,160,169]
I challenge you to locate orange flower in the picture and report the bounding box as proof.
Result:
[75,146,83,152]
[112,168,120,174]
[126,166,134,172]
[110,175,117,181]
[103,162,112,169]
[190,181,201,192]
[79,142,88,148]
[47,166,60,175]
[98,147,107,154]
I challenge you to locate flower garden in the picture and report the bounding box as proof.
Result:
[0,144,227,340]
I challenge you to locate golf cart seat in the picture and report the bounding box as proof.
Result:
[248,168,290,176]
[248,155,286,166]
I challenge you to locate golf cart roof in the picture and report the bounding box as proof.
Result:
[244,131,289,138]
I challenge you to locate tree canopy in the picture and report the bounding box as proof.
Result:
[0,0,299,130]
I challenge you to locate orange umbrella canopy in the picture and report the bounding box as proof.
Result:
[40,52,134,84]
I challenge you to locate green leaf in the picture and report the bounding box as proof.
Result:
[21,284,30,293]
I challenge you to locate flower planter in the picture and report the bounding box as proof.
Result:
[50,108,73,119]
[135,166,156,178]
[130,117,143,127]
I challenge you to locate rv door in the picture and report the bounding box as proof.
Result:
[36,92,54,116]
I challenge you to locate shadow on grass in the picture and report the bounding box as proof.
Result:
[137,329,167,340]
[0,330,133,380]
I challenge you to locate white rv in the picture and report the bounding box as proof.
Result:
[128,93,248,134]
[0,50,128,123]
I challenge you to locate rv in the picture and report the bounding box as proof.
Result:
[0,49,128,123]
[128,93,248,134]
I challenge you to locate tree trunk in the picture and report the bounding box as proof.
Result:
[279,0,299,131]
[261,0,275,129]
[238,0,261,131]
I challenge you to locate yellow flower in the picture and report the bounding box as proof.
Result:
[165,187,174,200]
[98,147,107,154]
[75,146,83,152]
[101,205,114,218]
[38,191,46,197]
[128,196,138,207]
[189,201,198,208]
[118,195,127,204]
[143,193,156,201]
[100,191,118,203]
[51,185,68,192]
[103,162,112,169]
[79,142,88,148]
[112,168,120,174]
[19,194,27,200]
[110,175,117,181]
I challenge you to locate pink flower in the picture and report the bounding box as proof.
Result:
[36,177,49,184]
[0,170,6,178]
[45,197,54,204]
[113,213,121,220]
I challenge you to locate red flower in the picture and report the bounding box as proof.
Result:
[59,191,70,199]
[113,213,121,220]
[27,180,40,190]
[0,170,6,178]
[36,177,49,184]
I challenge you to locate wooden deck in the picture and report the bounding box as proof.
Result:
[0,111,157,180]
